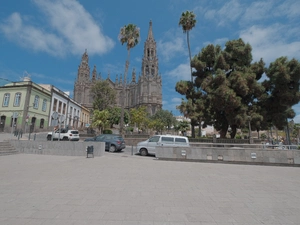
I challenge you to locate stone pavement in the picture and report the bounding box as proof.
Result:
[0,151,300,225]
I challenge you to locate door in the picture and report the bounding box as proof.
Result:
[147,136,160,154]
[0,116,5,132]
[30,117,36,133]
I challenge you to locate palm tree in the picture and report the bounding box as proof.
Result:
[179,11,197,137]
[179,11,196,82]
[91,109,110,134]
[118,24,140,136]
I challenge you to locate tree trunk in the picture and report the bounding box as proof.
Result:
[187,31,193,82]
[230,125,237,139]
[120,50,131,137]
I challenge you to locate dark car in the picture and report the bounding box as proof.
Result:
[84,134,126,152]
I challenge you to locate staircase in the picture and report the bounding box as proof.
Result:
[0,141,19,156]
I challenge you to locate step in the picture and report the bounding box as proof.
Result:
[0,141,19,156]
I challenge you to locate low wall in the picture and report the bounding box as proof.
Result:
[155,146,300,166]
[10,140,105,157]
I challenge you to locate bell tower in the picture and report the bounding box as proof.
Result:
[138,20,162,115]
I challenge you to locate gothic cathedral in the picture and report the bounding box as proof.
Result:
[74,21,162,115]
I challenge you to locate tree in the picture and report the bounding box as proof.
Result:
[91,80,116,111]
[118,24,140,135]
[107,107,129,128]
[179,10,196,82]
[129,106,148,132]
[148,119,165,134]
[261,57,300,130]
[174,120,190,136]
[150,109,176,131]
[179,11,197,138]
[91,109,110,134]
[177,39,266,138]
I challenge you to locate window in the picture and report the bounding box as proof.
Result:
[58,101,62,113]
[33,95,39,109]
[175,138,188,145]
[161,137,174,143]
[42,99,47,112]
[62,103,66,114]
[14,93,21,107]
[3,93,10,107]
[40,119,44,128]
[53,98,57,111]
[149,136,160,142]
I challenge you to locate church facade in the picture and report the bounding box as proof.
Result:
[74,21,162,116]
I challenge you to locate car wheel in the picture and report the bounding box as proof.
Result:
[140,148,148,156]
[47,135,51,141]
[109,145,116,152]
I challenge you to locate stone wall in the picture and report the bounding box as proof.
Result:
[10,140,105,157]
[155,146,300,166]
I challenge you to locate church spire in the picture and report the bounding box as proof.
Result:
[147,20,154,40]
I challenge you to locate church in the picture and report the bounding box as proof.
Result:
[73,21,162,116]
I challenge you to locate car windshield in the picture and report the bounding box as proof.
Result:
[149,136,160,142]
[95,135,106,141]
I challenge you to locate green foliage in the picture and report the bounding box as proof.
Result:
[179,11,196,33]
[235,134,242,139]
[176,38,300,139]
[148,119,165,134]
[118,24,140,50]
[91,110,110,134]
[107,107,129,127]
[260,57,300,130]
[174,120,190,136]
[103,129,113,134]
[91,80,116,111]
[260,133,267,139]
[129,106,148,130]
[150,109,176,130]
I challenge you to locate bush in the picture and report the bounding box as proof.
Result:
[103,129,113,134]
[235,134,242,139]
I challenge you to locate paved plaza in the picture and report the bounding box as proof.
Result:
[1,133,300,224]
[0,149,300,225]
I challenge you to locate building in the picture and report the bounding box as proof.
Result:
[0,78,51,133]
[74,20,162,116]
[40,84,90,130]
[0,77,90,133]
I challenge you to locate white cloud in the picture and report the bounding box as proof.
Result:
[240,25,300,65]
[204,0,243,26]
[241,1,273,24]
[165,62,190,81]
[0,13,66,56]
[157,29,186,62]
[0,0,114,57]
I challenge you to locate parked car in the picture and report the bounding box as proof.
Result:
[137,135,190,156]
[84,134,126,152]
[47,129,80,141]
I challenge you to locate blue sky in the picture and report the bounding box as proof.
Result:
[1,0,300,121]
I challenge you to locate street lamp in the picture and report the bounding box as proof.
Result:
[248,116,252,143]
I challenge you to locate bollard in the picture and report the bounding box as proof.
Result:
[34,133,36,141]
[131,146,133,155]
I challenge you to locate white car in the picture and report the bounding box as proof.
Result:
[47,129,80,141]
[137,135,190,156]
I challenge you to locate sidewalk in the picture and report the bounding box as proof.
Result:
[0,152,300,224]
[0,132,29,142]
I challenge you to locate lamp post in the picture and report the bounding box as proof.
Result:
[248,116,252,144]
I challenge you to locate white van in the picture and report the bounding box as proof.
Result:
[136,135,190,156]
